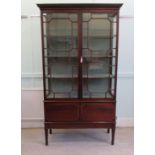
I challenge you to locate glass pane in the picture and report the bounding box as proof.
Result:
[43,13,78,98]
[82,13,117,98]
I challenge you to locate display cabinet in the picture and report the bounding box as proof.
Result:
[37,3,122,145]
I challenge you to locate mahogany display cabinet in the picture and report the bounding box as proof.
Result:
[37,3,123,145]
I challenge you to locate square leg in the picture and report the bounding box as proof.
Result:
[45,128,48,145]
[111,126,116,145]
[49,129,52,134]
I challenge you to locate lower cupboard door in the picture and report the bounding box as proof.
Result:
[81,103,115,122]
[45,103,79,122]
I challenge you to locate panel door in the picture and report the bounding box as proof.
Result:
[45,102,79,122]
[81,103,115,122]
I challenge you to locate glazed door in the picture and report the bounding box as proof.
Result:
[42,12,118,99]
[81,12,118,98]
[42,13,79,98]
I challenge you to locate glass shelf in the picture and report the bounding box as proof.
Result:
[47,91,78,98]
[44,49,116,58]
[45,55,115,59]
[45,74,114,79]
[46,91,113,98]
[44,35,116,39]
[83,91,113,98]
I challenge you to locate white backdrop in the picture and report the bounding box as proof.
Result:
[21,0,134,128]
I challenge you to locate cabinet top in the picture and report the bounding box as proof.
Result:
[37,3,123,10]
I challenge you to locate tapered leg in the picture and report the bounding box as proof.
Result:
[107,128,110,133]
[111,127,115,145]
[45,128,48,145]
[49,129,52,134]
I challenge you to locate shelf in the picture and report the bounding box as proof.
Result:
[87,35,116,39]
[45,74,114,79]
[83,91,113,98]
[44,35,76,38]
[46,74,77,78]
[45,55,115,58]
[44,53,77,58]
[47,91,78,98]
[46,91,113,98]
[45,53,115,58]
[45,56,77,58]
[44,35,116,39]
[44,50,116,58]
[83,74,114,78]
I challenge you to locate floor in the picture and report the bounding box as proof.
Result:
[21,128,133,155]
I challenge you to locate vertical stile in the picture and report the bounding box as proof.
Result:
[78,13,83,98]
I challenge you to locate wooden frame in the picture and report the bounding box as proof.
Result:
[37,3,122,146]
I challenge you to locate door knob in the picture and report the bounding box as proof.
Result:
[80,57,83,63]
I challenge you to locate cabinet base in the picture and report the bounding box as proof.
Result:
[44,122,116,145]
